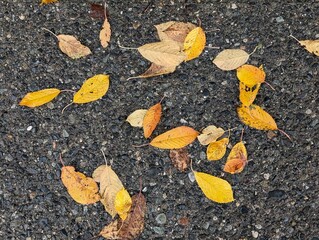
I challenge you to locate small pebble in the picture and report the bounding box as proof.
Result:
[202,222,210,229]
[62,130,69,138]
[252,230,259,238]
[305,109,312,115]
[221,80,228,86]
[153,226,165,235]
[188,172,195,182]
[263,173,270,180]
[275,16,284,23]
[180,118,188,124]
[255,224,262,229]
[19,15,25,20]
[199,151,206,160]
[27,126,33,131]
[68,114,76,124]
[47,102,54,109]
[231,3,237,9]
[155,213,167,225]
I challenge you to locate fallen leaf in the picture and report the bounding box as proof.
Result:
[150,126,199,149]
[40,0,58,5]
[61,166,100,204]
[206,138,229,161]
[194,171,234,203]
[114,188,132,221]
[143,102,162,138]
[73,74,109,104]
[169,147,190,171]
[197,125,225,145]
[298,39,319,56]
[126,109,147,127]
[178,216,190,226]
[183,27,206,61]
[224,141,247,174]
[92,164,124,217]
[57,34,91,59]
[19,88,60,108]
[237,64,265,86]
[213,49,249,71]
[239,82,261,106]
[155,21,196,44]
[237,104,277,130]
[100,193,146,239]
[128,63,176,79]
[90,3,105,19]
[138,41,186,67]
[100,17,111,48]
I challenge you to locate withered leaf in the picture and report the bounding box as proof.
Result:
[128,63,176,80]
[57,34,91,59]
[100,17,111,48]
[90,3,105,19]
[169,147,190,172]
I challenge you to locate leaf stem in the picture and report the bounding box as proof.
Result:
[249,45,258,56]
[42,27,58,39]
[101,149,108,165]
[126,76,140,80]
[61,102,73,114]
[264,81,275,91]
[240,128,244,142]
[205,46,220,49]
[132,143,149,148]
[60,89,76,93]
[278,129,292,141]
[117,39,138,50]
[289,34,300,43]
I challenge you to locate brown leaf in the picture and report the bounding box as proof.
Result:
[128,63,176,79]
[57,35,91,59]
[169,147,190,172]
[100,18,111,48]
[90,3,105,19]
[100,193,147,240]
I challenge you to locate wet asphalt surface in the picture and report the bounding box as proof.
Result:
[1,1,319,239]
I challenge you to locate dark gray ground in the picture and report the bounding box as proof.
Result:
[1,1,319,239]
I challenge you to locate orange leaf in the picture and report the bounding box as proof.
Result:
[224,141,247,174]
[237,64,265,86]
[150,126,199,149]
[183,27,206,61]
[143,102,162,138]
[19,88,60,108]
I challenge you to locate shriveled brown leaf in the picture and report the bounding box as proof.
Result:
[128,63,176,79]
[169,147,190,172]
[90,3,105,19]
[57,35,91,59]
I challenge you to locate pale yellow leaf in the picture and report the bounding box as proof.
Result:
[73,74,109,104]
[213,49,249,70]
[19,88,60,108]
[183,27,206,61]
[206,138,229,161]
[138,41,186,67]
[126,109,147,127]
[114,188,132,221]
[194,171,234,203]
[299,40,319,56]
[100,18,111,48]
[57,35,91,59]
[197,125,225,145]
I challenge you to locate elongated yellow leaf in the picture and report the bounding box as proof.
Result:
[239,82,261,106]
[73,74,109,104]
[299,40,319,56]
[206,138,229,161]
[150,126,199,149]
[57,35,91,59]
[194,171,234,203]
[183,27,206,61]
[138,41,186,67]
[126,109,147,127]
[224,141,247,174]
[19,88,60,108]
[213,49,249,71]
[237,64,265,86]
[197,125,225,145]
[92,165,124,217]
[237,104,277,130]
[114,188,132,221]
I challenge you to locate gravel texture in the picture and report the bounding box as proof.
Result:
[1,1,319,239]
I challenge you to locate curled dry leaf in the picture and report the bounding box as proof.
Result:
[61,166,100,204]
[213,49,249,71]
[194,171,234,203]
[19,88,60,108]
[57,34,91,59]
[114,188,132,221]
[155,21,196,45]
[237,104,277,130]
[197,125,225,145]
[237,64,265,86]
[90,3,105,19]
[224,141,247,174]
[100,193,146,240]
[40,0,58,5]
[150,126,199,149]
[206,137,229,161]
[239,82,261,106]
[183,27,206,61]
[298,40,319,56]
[143,102,162,138]
[92,164,124,218]
[73,74,109,104]
[138,41,186,67]
[169,147,190,171]
[126,109,147,127]
[100,17,111,48]
[128,63,176,79]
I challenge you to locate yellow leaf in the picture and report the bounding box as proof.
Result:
[239,82,261,106]
[224,141,247,174]
[194,171,234,203]
[237,64,265,86]
[61,166,100,204]
[19,88,60,108]
[100,18,111,48]
[155,21,196,44]
[299,40,319,56]
[92,165,124,218]
[128,63,176,79]
[183,27,206,61]
[138,41,186,67]
[237,104,277,130]
[150,126,199,149]
[126,109,147,127]
[73,74,109,104]
[213,49,249,71]
[40,0,58,5]
[206,138,229,161]
[197,125,225,145]
[114,188,132,221]
[57,35,91,59]
[143,102,162,138]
